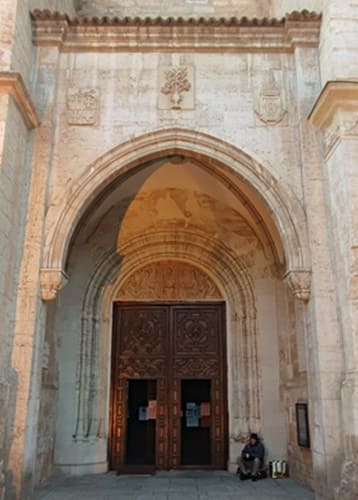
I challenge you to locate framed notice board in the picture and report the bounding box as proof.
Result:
[296,402,310,448]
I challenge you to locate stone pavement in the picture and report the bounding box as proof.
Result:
[35,470,315,500]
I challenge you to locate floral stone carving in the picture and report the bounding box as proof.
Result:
[159,66,194,110]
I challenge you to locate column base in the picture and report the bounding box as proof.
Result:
[335,460,358,500]
[55,461,108,476]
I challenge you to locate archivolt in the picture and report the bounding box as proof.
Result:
[73,229,261,441]
[43,127,310,278]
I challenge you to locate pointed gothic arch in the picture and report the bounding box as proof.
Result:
[41,127,311,302]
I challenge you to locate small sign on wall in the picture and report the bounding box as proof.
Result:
[296,402,310,448]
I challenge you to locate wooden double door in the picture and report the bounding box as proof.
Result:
[110,302,227,471]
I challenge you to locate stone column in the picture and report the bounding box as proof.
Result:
[293,43,345,499]
[308,1,358,498]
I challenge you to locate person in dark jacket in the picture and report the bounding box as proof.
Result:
[238,433,266,481]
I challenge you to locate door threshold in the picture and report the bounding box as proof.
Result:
[118,465,156,475]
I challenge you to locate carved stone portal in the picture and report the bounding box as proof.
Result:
[116,260,222,300]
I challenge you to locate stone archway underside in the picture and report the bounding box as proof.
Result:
[73,230,260,453]
[41,128,311,303]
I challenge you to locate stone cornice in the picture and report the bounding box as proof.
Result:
[308,81,358,129]
[0,72,40,129]
[31,9,321,53]
[309,81,358,158]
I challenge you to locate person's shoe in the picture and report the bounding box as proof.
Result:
[240,472,249,480]
[251,474,258,482]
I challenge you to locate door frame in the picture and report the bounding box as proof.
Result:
[109,301,228,471]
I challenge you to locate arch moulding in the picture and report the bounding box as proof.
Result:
[73,229,260,455]
[41,127,311,301]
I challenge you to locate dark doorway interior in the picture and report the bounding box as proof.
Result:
[181,379,211,465]
[126,379,156,466]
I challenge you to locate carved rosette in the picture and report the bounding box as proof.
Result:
[284,269,311,302]
[40,268,68,301]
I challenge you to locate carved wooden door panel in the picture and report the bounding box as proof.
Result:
[110,305,169,471]
[110,302,227,471]
[169,305,227,469]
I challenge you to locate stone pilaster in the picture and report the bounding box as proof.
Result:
[294,45,345,498]
[309,81,358,500]
[6,42,62,499]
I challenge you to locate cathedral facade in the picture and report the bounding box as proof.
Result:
[0,1,357,499]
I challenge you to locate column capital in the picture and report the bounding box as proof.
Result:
[0,72,40,129]
[40,268,68,301]
[283,268,312,302]
[308,81,358,129]
[308,81,358,158]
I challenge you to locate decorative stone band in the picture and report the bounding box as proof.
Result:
[283,269,312,302]
[0,72,40,129]
[40,268,68,301]
[31,9,321,53]
[308,81,358,159]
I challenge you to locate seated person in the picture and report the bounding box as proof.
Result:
[238,433,266,481]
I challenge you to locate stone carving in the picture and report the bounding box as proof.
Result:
[40,268,68,301]
[255,70,286,125]
[67,87,98,125]
[284,269,311,302]
[116,261,221,300]
[42,341,50,370]
[324,116,358,158]
[161,66,191,109]
[159,66,194,110]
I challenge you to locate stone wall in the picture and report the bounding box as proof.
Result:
[78,0,272,17]
[77,0,324,18]
[0,1,77,497]
[0,1,357,499]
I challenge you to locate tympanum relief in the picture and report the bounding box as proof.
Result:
[116,261,221,301]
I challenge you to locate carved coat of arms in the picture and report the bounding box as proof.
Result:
[255,71,286,125]
[67,88,99,125]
